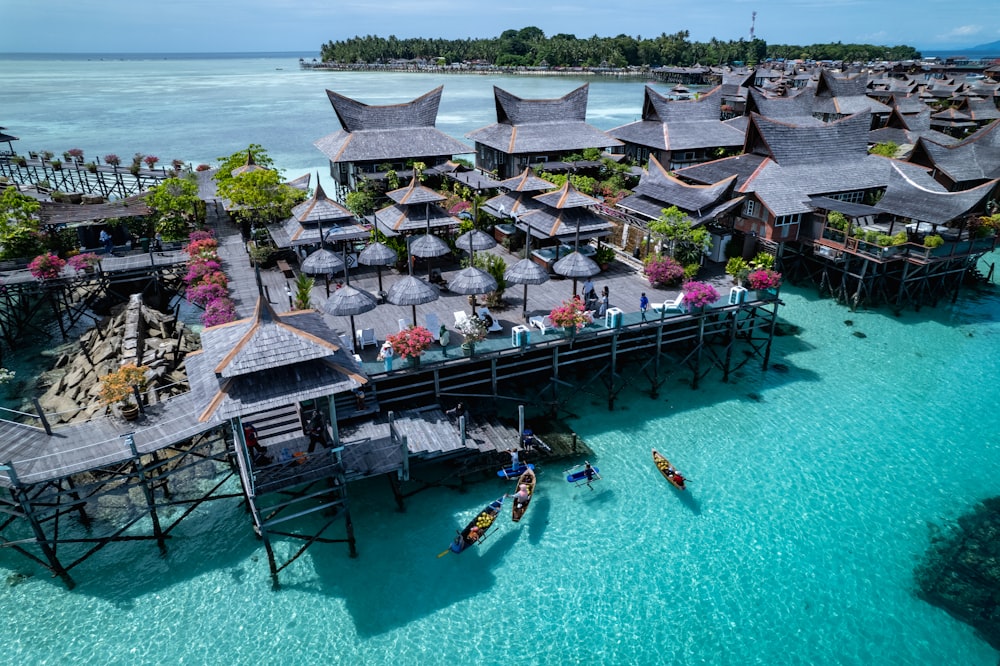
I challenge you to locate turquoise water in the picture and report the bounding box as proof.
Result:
[2,280,998,665]
[1,54,999,664]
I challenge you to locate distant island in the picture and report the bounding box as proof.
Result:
[319,26,920,68]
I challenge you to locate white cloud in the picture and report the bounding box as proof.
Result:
[938,25,983,40]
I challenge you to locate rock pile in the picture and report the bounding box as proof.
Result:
[916,497,1000,650]
[35,295,201,424]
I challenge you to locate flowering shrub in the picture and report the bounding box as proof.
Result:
[682,281,720,309]
[186,282,228,307]
[188,229,215,243]
[644,255,684,287]
[203,297,238,327]
[67,252,101,271]
[98,363,148,407]
[385,325,435,359]
[184,237,218,258]
[457,315,488,343]
[0,367,14,385]
[144,155,159,168]
[549,298,590,331]
[746,269,782,291]
[195,164,211,172]
[183,259,222,285]
[104,154,121,166]
[67,148,84,161]
[28,253,66,280]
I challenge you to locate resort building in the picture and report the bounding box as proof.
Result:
[315,86,470,200]
[607,86,745,169]
[906,120,1000,191]
[465,84,621,179]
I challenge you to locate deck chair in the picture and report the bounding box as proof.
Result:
[425,312,441,340]
[477,307,503,332]
[339,334,355,354]
[454,310,470,328]
[357,327,377,349]
[529,315,554,334]
[398,318,409,332]
[653,293,685,313]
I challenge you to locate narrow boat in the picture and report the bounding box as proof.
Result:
[652,448,686,490]
[565,461,600,486]
[449,495,505,554]
[511,466,536,523]
[497,462,533,479]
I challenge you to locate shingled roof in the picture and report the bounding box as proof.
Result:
[373,201,459,235]
[497,168,556,192]
[515,206,611,240]
[619,156,739,221]
[532,180,600,209]
[186,299,365,422]
[315,87,470,164]
[386,177,446,205]
[745,112,870,165]
[868,108,959,149]
[746,88,824,125]
[908,120,1000,186]
[607,86,745,151]
[876,163,997,224]
[466,84,621,154]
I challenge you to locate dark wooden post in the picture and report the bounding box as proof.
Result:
[4,462,75,589]
[31,398,53,436]
[125,433,166,554]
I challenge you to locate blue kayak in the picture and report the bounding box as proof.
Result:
[497,463,534,479]
[566,466,600,483]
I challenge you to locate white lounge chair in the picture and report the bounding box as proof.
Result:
[529,315,554,334]
[454,310,470,328]
[356,327,377,349]
[477,307,503,332]
[425,312,441,340]
[653,293,685,313]
[398,317,409,332]
[339,334,355,354]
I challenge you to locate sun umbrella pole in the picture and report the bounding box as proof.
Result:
[349,314,357,347]
[411,304,417,328]
[521,216,532,321]
[342,243,349,286]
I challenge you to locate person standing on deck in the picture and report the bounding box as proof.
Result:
[379,340,394,372]
[640,293,649,322]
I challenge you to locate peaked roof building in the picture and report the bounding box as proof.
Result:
[607,85,746,169]
[907,120,1000,190]
[315,87,471,199]
[466,84,621,179]
[618,156,742,224]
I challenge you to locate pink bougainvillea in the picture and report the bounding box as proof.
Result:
[385,326,435,359]
[186,282,228,307]
[746,269,782,291]
[203,297,238,327]
[28,253,66,280]
[67,252,101,271]
[549,297,590,331]
[643,255,684,287]
[183,259,222,285]
[681,281,720,309]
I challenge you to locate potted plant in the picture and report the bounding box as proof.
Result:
[104,154,121,167]
[924,234,944,248]
[50,158,62,170]
[14,155,27,167]
[67,148,84,163]
[746,268,782,294]
[144,155,160,169]
[28,253,67,280]
[681,280,720,310]
[594,245,616,271]
[85,161,98,173]
[98,363,148,419]
[68,252,101,273]
[725,256,750,286]
[457,315,488,355]
[549,298,590,332]
[385,325,435,366]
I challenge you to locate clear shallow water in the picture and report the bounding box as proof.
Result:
[0,54,999,664]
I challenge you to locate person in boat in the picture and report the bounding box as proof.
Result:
[508,448,520,470]
[584,461,595,481]
[513,483,530,506]
[467,526,481,543]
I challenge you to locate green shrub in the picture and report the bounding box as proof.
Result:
[923,234,944,248]
[682,263,700,280]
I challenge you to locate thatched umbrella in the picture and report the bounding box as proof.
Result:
[504,259,549,321]
[553,251,600,298]
[386,275,439,327]
[358,241,397,297]
[301,248,345,276]
[320,285,378,348]
[409,233,450,258]
[453,228,499,315]
[455,229,496,254]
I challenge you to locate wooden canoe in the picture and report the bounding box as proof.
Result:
[511,466,536,523]
[652,448,686,491]
[450,495,505,553]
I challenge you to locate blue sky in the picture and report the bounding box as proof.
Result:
[5,0,999,53]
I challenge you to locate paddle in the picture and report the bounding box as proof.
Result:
[436,548,451,558]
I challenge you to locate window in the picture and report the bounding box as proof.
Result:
[831,191,864,204]
[744,200,757,218]
[775,213,802,226]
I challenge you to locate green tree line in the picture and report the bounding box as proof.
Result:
[319,27,919,68]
